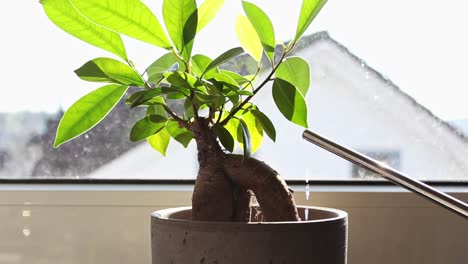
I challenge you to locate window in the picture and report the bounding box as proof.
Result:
[1,1,467,182]
[351,150,401,179]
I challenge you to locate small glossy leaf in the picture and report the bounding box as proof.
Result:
[166,121,193,147]
[146,104,167,117]
[272,78,308,128]
[72,0,172,49]
[126,90,146,105]
[219,70,250,86]
[129,88,165,108]
[147,128,171,156]
[276,57,310,96]
[197,0,225,33]
[223,115,241,146]
[235,15,262,62]
[191,54,217,77]
[166,89,188,99]
[213,124,234,152]
[184,99,195,119]
[163,0,198,60]
[236,90,253,96]
[40,0,127,60]
[293,0,327,43]
[237,118,251,160]
[164,72,200,91]
[127,90,165,107]
[242,1,275,62]
[130,115,167,142]
[75,57,145,86]
[239,112,263,153]
[147,53,185,82]
[251,109,276,141]
[54,84,128,147]
[203,47,244,76]
[212,72,239,91]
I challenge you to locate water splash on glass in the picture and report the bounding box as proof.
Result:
[304,168,310,221]
[22,228,30,237]
[305,168,310,201]
[365,71,370,80]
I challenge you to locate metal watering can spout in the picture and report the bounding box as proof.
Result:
[302,130,468,220]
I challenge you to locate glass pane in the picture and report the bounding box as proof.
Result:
[1,1,467,181]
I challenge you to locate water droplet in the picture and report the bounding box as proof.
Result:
[360,60,366,68]
[22,210,31,217]
[305,183,310,201]
[84,134,89,139]
[22,228,31,237]
[365,72,370,79]
[304,208,309,221]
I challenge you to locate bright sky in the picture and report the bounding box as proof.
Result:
[1,0,467,120]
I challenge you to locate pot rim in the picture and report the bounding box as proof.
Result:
[151,205,347,225]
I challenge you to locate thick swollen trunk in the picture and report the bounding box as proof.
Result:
[189,118,300,222]
[223,154,300,222]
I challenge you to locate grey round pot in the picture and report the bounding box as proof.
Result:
[151,206,348,264]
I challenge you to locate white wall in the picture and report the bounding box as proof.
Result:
[0,185,466,264]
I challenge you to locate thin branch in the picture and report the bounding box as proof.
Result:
[215,105,224,124]
[162,104,184,123]
[219,52,287,126]
[208,106,215,124]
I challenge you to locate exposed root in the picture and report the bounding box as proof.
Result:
[189,118,299,222]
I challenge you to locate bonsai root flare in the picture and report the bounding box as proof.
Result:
[190,118,299,222]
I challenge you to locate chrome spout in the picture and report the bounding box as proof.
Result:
[302,129,468,220]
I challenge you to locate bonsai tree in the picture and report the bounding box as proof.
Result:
[40,0,327,222]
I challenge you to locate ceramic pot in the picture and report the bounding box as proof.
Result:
[151,206,348,264]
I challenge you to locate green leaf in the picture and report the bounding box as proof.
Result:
[40,0,127,60]
[184,99,195,119]
[237,118,251,160]
[54,84,128,147]
[251,109,276,142]
[129,88,165,108]
[197,0,225,33]
[276,57,310,96]
[242,1,275,62]
[163,0,198,60]
[191,54,216,77]
[72,0,172,49]
[166,121,193,147]
[293,0,328,43]
[146,104,167,117]
[130,115,167,142]
[235,15,262,62]
[75,57,145,86]
[223,115,241,147]
[219,70,250,86]
[164,72,200,92]
[272,78,308,128]
[147,53,185,83]
[239,111,263,153]
[147,128,171,156]
[203,47,244,76]
[212,73,239,90]
[126,90,146,105]
[213,124,234,152]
